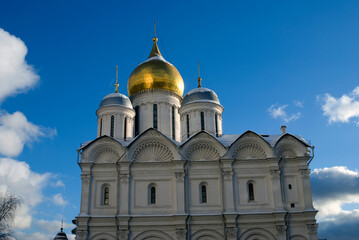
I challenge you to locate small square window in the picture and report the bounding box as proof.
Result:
[291,203,295,208]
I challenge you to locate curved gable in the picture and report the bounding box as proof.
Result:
[180,131,226,161]
[81,136,125,163]
[228,130,274,160]
[128,128,181,162]
[275,134,310,158]
[239,228,276,240]
[191,229,224,240]
[133,230,173,240]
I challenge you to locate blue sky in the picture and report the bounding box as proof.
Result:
[0,1,359,239]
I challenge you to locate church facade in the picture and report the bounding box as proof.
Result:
[75,35,318,240]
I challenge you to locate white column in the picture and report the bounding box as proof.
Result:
[270,168,284,210]
[174,161,186,214]
[118,163,130,215]
[221,159,235,213]
[80,174,91,215]
[301,169,315,209]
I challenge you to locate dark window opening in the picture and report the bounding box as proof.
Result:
[201,185,207,203]
[215,113,218,137]
[172,106,175,140]
[288,184,292,190]
[291,203,295,208]
[110,116,114,137]
[186,114,190,138]
[135,106,140,136]
[104,187,109,205]
[200,112,205,131]
[248,183,255,201]
[100,118,102,136]
[124,117,127,140]
[150,187,156,204]
[153,104,158,130]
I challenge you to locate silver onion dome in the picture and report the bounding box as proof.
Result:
[182,87,220,106]
[99,92,133,109]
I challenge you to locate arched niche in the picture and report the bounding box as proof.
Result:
[239,228,276,240]
[90,232,117,240]
[228,131,274,160]
[180,131,226,161]
[128,128,181,162]
[82,136,125,163]
[290,235,308,240]
[133,230,173,240]
[191,229,224,240]
[275,134,310,158]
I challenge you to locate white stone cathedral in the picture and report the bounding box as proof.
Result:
[75,35,318,240]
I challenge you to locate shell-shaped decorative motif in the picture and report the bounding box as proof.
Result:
[132,141,173,162]
[276,147,296,158]
[186,143,220,161]
[233,143,266,160]
[90,147,120,163]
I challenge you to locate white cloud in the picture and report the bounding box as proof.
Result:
[13,231,50,240]
[35,219,73,235]
[293,100,304,108]
[0,158,50,229]
[53,180,65,188]
[319,86,359,125]
[311,166,359,239]
[0,111,56,157]
[53,193,68,206]
[0,28,39,103]
[268,104,301,123]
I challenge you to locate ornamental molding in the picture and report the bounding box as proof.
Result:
[175,172,185,183]
[232,142,267,160]
[90,146,120,163]
[222,170,233,179]
[307,224,318,234]
[119,174,130,183]
[300,169,311,178]
[225,227,237,239]
[81,175,90,185]
[276,146,297,158]
[76,230,88,238]
[241,132,260,139]
[118,229,129,240]
[270,170,281,180]
[185,143,220,161]
[101,112,130,119]
[181,109,222,116]
[132,141,174,162]
[175,228,186,240]
[276,225,286,234]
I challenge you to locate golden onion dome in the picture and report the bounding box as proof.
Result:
[127,37,184,97]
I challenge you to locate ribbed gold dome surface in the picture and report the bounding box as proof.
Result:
[127,38,184,97]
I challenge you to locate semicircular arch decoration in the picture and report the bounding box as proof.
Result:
[191,229,224,240]
[276,146,297,158]
[186,143,220,161]
[239,228,276,240]
[133,230,173,240]
[90,232,117,240]
[132,141,174,162]
[233,142,267,160]
[89,145,121,163]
